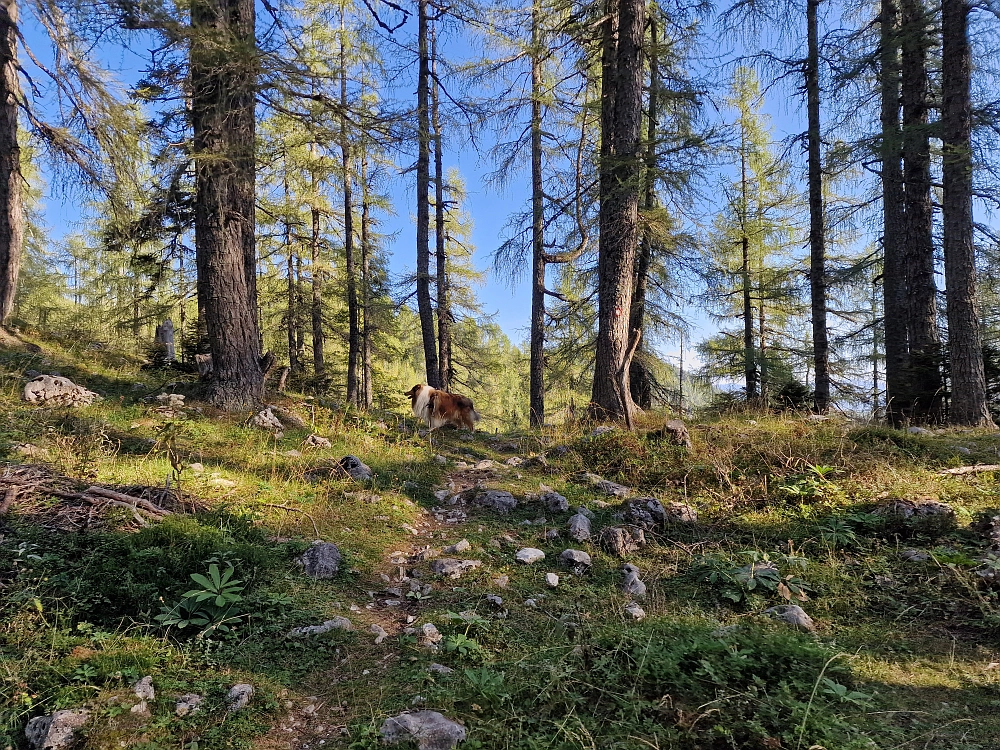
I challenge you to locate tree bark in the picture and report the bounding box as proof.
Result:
[880,0,909,425]
[528,0,546,427]
[0,0,23,326]
[629,14,657,411]
[416,0,440,388]
[806,0,830,413]
[311,198,325,382]
[191,0,263,410]
[742,233,756,400]
[941,0,992,426]
[283,153,300,374]
[341,26,360,407]
[360,140,374,410]
[590,0,645,423]
[432,25,451,392]
[901,0,941,421]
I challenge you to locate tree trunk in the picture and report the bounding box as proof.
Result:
[341,26,360,407]
[416,0,440,388]
[806,0,830,413]
[528,0,546,427]
[0,0,22,326]
[629,14,657,411]
[311,201,325,382]
[191,0,262,410]
[942,0,992,426]
[742,233,756,400]
[360,140,374,410]
[901,0,941,421]
[590,0,645,423]
[432,26,452,392]
[880,0,909,425]
[283,154,300,374]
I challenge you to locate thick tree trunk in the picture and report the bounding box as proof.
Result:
[360,143,374,410]
[629,14,657,411]
[901,0,941,422]
[191,0,262,410]
[880,0,909,425]
[432,27,451,392]
[528,0,546,427]
[942,0,992,426]
[341,33,360,407]
[0,0,23,325]
[416,0,439,388]
[807,0,830,413]
[590,0,645,423]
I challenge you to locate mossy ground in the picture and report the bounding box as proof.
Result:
[2,336,999,749]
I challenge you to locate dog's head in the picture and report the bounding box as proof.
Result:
[403,384,424,403]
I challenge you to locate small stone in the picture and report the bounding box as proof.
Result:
[877,498,954,519]
[380,710,466,750]
[340,455,374,481]
[471,489,518,513]
[175,694,202,717]
[297,541,342,578]
[226,683,254,712]
[474,459,494,470]
[575,506,595,519]
[208,477,237,488]
[516,548,546,564]
[622,563,647,597]
[544,528,560,540]
[486,594,503,606]
[505,457,523,466]
[430,558,483,578]
[250,407,284,432]
[493,575,509,588]
[765,605,816,632]
[567,513,592,542]
[287,617,353,637]
[522,455,550,470]
[954,446,972,456]
[132,676,155,701]
[625,602,646,620]
[524,598,538,607]
[420,623,443,647]
[371,624,389,644]
[624,497,667,528]
[592,426,615,436]
[663,419,693,449]
[574,472,631,498]
[283,449,303,457]
[908,426,933,435]
[187,462,204,474]
[540,487,569,512]
[545,573,559,587]
[444,539,471,553]
[428,663,454,674]
[560,549,592,573]
[900,548,931,562]
[304,434,332,449]
[25,710,90,750]
[598,526,646,558]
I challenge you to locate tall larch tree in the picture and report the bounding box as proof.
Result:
[941,0,992,425]
[0,0,21,327]
[591,0,646,423]
[191,0,265,409]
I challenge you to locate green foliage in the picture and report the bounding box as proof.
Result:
[696,551,811,606]
[154,563,245,636]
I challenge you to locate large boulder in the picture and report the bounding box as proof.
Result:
[297,541,342,578]
[23,375,100,407]
[381,710,466,750]
[567,513,592,542]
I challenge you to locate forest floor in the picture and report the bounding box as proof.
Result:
[2,334,1000,750]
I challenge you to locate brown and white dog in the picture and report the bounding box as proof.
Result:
[404,384,480,431]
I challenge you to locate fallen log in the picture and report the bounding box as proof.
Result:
[938,464,1000,476]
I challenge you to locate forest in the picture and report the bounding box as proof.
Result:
[0,0,997,425]
[3,0,1000,749]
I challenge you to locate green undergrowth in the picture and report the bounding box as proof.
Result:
[2,339,1000,749]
